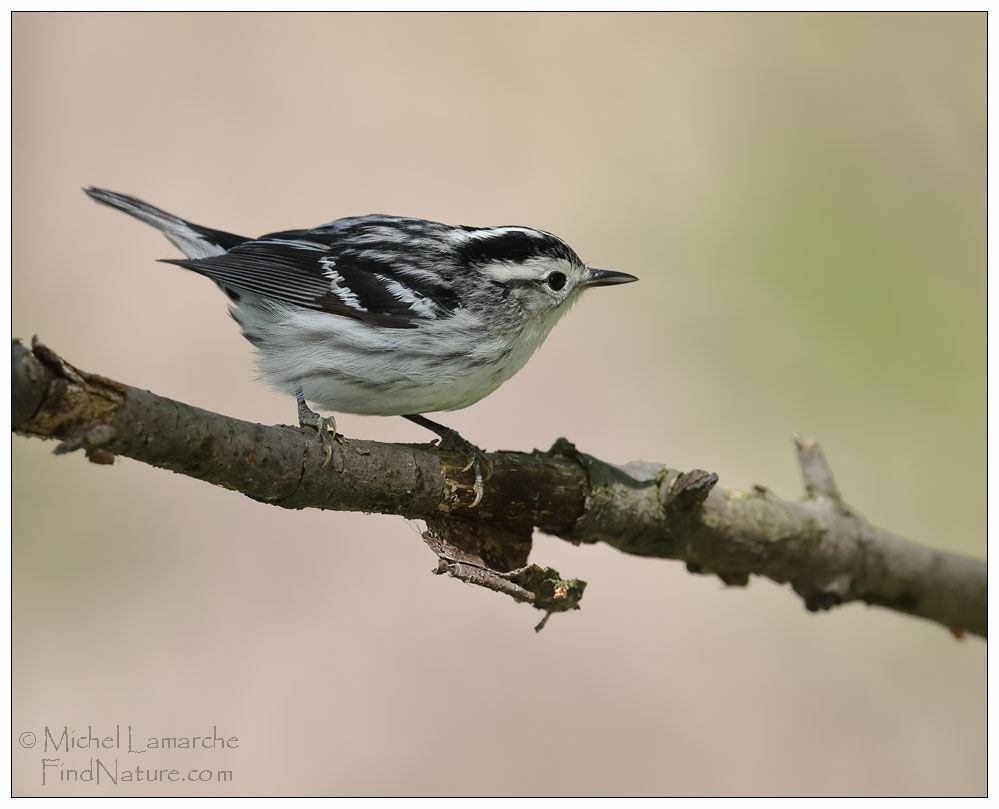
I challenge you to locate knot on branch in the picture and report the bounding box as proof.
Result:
[54,424,118,464]
[796,574,853,611]
[663,468,718,511]
[685,562,750,588]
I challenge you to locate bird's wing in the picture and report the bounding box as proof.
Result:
[162,228,460,329]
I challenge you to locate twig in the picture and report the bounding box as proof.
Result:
[12,337,987,637]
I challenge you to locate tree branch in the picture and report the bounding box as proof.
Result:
[12,338,986,637]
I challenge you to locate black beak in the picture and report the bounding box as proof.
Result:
[585,267,639,287]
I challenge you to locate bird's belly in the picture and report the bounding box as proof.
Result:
[297,359,517,415]
[244,306,548,416]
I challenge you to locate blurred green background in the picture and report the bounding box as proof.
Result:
[12,12,984,796]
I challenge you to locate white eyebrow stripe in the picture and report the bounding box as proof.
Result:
[479,255,573,285]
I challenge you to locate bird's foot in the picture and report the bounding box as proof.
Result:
[439,430,492,508]
[297,389,345,468]
[404,415,492,507]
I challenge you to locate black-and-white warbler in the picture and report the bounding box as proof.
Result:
[84,187,637,504]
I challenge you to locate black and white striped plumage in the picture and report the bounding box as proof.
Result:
[84,187,637,422]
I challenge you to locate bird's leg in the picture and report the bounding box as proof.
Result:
[403,414,492,507]
[296,387,342,468]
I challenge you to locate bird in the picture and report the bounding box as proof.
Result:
[84,187,637,505]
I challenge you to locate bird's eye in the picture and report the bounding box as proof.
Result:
[545,271,567,291]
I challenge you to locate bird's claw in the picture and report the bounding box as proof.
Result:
[440,436,491,508]
[296,388,344,469]
[302,416,340,468]
[402,414,491,508]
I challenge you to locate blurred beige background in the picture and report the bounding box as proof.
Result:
[12,12,984,796]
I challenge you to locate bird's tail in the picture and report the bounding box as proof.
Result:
[84,187,248,259]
